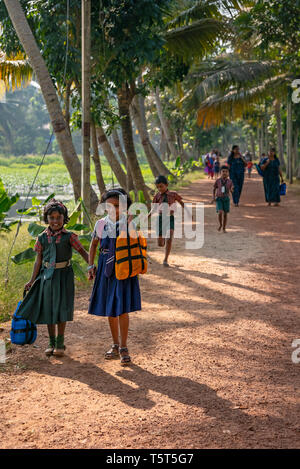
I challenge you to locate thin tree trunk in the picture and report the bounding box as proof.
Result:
[91,122,106,195]
[264,115,269,154]
[293,127,298,176]
[112,129,134,192]
[259,124,264,157]
[250,132,256,160]
[274,99,285,168]
[154,87,179,159]
[112,129,126,166]
[287,91,293,183]
[117,84,150,204]
[160,128,168,161]
[3,0,98,208]
[130,98,159,177]
[132,93,172,177]
[81,0,91,218]
[96,125,128,189]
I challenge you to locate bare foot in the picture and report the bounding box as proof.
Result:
[163,260,170,267]
[218,225,222,232]
[223,228,227,233]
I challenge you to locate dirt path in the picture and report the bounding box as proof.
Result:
[1,174,299,449]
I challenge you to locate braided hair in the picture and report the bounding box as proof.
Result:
[43,198,69,224]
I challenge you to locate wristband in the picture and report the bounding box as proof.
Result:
[87,264,95,271]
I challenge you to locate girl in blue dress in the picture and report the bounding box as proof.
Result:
[88,189,141,365]
[227,145,247,207]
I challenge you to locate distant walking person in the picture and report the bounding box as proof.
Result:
[227,145,247,207]
[260,148,284,206]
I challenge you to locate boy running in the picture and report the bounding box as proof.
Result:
[213,165,234,233]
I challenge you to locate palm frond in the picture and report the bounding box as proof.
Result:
[197,74,289,128]
[190,58,279,105]
[166,1,221,28]
[165,18,225,59]
[0,52,32,91]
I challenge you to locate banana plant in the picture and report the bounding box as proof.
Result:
[0,177,19,232]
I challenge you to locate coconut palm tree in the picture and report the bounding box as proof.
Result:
[152,0,247,159]
[2,0,98,207]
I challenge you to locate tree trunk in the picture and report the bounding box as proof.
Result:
[132,93,172,177]
[130,98,159,177]
[96,125,127,189]
[259,124,264,157]
[117,84,150,204]
[112,129,134,192]
[287,91,293,184]
[3,0,98,208]
[81,0,91,218]
[91,122,106,195]
[250,132,256,160]
[160,128,168,161]
[264,115,269,154]
[293,126,299,176]
[274,99,285,168]
[154,87,179,159]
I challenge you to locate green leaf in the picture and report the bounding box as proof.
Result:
[66,210,81,228]
[129,190,135,202]
[175,156,181,168]
[17,207,37,215]
[138,190,146,204]
[11,248,36,265]
[31,196,41,206]
[28,222,45,237]
[67,223,88,231]
[42,193,56,206]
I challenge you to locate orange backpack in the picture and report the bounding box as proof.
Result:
[115,229,147,280]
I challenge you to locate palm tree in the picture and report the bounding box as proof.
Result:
[185,54,290,167]
[3,0,98,207]
[152,0,245,159]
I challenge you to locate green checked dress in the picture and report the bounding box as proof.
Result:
[17,227,84,325]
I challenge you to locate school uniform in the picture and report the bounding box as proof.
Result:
[152,190,183,237]
[88,217,141,317]
[17,227,84,324]
[214,177,233,213]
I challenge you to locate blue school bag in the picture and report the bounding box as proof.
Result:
[280,182,287,196]
[10,292,37,345]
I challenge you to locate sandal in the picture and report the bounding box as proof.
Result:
[105,344,119,360]
[119,347,131,366]
[45,337,56,356]
[53,345,66,357]
[45,346,55,357]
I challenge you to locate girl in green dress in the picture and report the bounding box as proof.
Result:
[18,199,89,357]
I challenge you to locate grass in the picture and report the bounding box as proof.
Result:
[0,153,160,196]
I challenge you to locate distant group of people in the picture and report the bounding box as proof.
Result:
[208,144,285,233]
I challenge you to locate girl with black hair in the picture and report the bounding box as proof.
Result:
[261,148,284,206]
[17,199,89,357]
[88,188,141,366]
[227,145,247,207]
